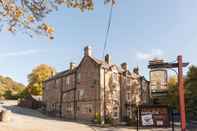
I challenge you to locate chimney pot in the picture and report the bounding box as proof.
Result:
[105,54,111,65]
[133,67,139,75]
[70,62,76,70]
[121,62,128,71]
[84,46,92,56]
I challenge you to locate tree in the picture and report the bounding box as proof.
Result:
[0,75,25,99]
[27,64,56,95]
[185,65,197,120]
[0,0,115,39]
[18,88,30,99]
[167,76,179,110]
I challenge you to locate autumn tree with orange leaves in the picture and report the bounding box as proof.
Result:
[0,0,115,39]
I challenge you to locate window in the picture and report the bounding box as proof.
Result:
[127,79,132,86]
[91,80,97,88]
[66,76,70,86]
[63,94,67,101]
[77,73,80,83]
[112,73,118,81]
[127,92,131,101]
[67,103,72,112]
[78,89,84,99]
[113,112,118,117]
[84,104,92,113]
[88,108,92,113]
[113,106,119,118]
[113,107,118,110]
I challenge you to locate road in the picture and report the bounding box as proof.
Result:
[0,100,93,131]
[0,100,185,131]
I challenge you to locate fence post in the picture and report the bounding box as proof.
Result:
[171,109,174,131]
[136,106,139,131]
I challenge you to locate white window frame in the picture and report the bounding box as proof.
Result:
[77,73,80,82]
[66,76,70,87]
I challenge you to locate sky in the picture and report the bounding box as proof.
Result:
[0,0,197,85]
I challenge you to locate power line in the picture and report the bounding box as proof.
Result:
[102,3,113,58]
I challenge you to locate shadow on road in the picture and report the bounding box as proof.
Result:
[2,104,91,125]
[2,105,59,121]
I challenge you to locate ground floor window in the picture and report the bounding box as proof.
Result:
[85,104,93,113]
[66,103,73,113]
[113,106,119,119]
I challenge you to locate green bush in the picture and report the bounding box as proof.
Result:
[105,115,113,124]
[95,112,101,124]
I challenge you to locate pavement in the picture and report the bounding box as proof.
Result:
[91,126,174,131]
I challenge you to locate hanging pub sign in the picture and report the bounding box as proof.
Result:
[149,68,168,93]
[139,105,170,128]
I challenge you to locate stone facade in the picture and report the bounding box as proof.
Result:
[43,46,150,123]
[120,68,150,120]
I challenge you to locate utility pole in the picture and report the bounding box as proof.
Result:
[177,55,186,131]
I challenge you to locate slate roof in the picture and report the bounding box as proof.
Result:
[90,56,124,73]
[45,55,124,82]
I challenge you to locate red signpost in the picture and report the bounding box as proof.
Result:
[178,55,186,131]
[148,55,189,131]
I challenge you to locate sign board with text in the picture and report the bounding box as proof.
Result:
[139,105,170,128]
[150,69,168,93]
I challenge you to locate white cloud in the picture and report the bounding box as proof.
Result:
[136,49,164,60]
[151,49,163,56]
[0,49,44,57]
[136,52,152,60]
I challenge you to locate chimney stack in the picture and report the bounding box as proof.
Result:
[84,46,92,56]
[121,62,128,71]
[70,62,76,70]
[105,54,111,65]
[133,67,139,75]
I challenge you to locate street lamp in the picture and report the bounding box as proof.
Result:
[148,55,189,131]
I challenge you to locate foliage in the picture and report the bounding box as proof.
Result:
[185,65,197,121]
[27,64,56,96]
[167,76,179,110]
[95,112,101,124]
[167,66,197,121]
[105,114,113,124]
[18,88,30,99]
[0,0,115,39]
[0,75,25,99]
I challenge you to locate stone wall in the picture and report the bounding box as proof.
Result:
[75,56,100,121]
[43,79,61,115]
[100,66,121,123]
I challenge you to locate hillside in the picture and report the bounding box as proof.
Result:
[0,75,25,99]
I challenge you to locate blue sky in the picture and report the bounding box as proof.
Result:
[0,0,197,85]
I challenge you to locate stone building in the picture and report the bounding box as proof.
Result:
[43,46,150,123]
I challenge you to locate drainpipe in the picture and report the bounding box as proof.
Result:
[103,68,106,125]
[59,78,63,118]
[139,77,143,105]
[74,72,77,120]
[119,73,122,121]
